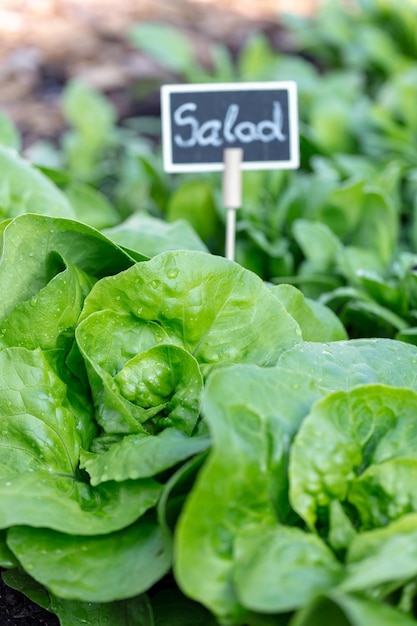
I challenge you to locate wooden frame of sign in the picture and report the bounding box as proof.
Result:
[160,81,299,173]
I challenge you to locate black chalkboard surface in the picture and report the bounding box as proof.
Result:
[161,82,299,172]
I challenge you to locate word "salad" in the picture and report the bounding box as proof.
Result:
[173,101,286,148]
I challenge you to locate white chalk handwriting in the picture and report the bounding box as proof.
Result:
[173,101,287,148]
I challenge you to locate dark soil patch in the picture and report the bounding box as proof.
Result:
[0,572,59,626]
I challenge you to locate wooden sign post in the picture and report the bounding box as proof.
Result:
[222,147,243,261]
[160,81,299,260]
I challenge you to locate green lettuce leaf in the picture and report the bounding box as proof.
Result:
[0,213,135,322]
[2,568,154,626]
[0,346,80,479]
[0,258,94,352]
[7,515,171,602]
[0,346,160,534]
[174,363,322,624]
[291,592,417,626]
[103,212,208,257]
[51,594,154,626]
[0,145,74,219]
[76,315,203,434]
[0,472,161,535]
[271,283,347,341]
[76,250,301,435]
[341,513,417,595]
[80,428,210,486]
[233,522,343,613]
[79,250,301,366]
[276,337,417,393]
[289,384,417,530]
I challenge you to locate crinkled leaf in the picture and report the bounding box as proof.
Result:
[289,384,417,530]
[114,344,203,433]
[79,250,301,367]
[0,347,80,478]
[0,346,161,534]
[77,312,203,434]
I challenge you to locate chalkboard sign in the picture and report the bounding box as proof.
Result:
[161,81,299,173]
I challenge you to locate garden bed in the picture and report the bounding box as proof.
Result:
[3,2,417,626]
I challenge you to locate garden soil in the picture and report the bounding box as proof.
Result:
[0,0,315,146]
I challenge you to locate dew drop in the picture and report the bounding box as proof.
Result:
[221,346,239,360]
[167,268,178,279]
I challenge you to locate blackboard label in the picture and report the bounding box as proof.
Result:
[161,82,299,172]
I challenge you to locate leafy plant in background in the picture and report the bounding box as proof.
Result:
[22,79,170,229]
[123,0,417,342]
